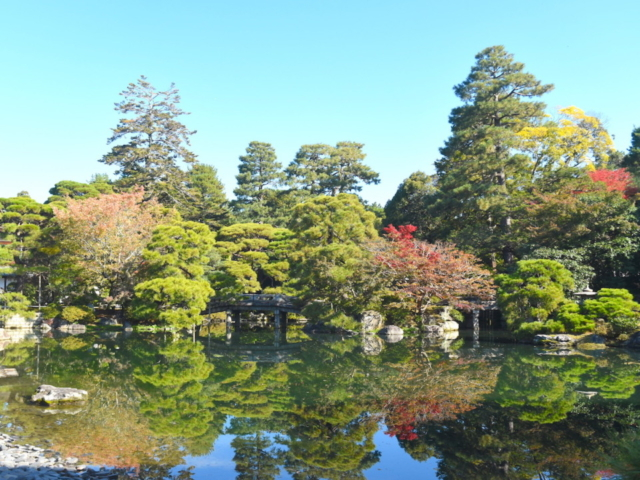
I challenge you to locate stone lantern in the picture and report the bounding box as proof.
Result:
[573,286,597,304]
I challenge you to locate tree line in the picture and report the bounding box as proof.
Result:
[1,46,640,338]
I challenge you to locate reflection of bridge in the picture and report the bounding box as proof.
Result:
[204,341,303,363]
[207,294,303,346]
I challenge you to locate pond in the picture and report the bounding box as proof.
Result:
[0,327,639,480]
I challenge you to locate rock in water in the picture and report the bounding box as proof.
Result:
[377,325,404,342]
[32,385,88,405]
[623,331,640,348]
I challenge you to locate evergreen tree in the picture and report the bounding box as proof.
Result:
[384,171,439,239]
[621,126,640,184]
[435,46,553,265]
[99,76,197,206]
[286,142,379,196]
[181,164,231,230]
[45,180,114,207]
[232,141,285,223]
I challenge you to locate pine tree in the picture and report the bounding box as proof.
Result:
[621,126,640,184]
[181,164,231,230]
[286,141,379,196]
[435,46,553,265]
[99,76,197,206]
[232,141,285,223]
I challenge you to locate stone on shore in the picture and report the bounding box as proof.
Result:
[623,331,640,348]
[32,385,88,405]
[377,325,404,342]
[58,324,86,334]
[533,334,577,346]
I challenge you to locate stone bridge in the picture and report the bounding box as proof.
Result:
[207,294,303,346]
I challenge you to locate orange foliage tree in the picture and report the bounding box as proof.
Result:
[372,225,495,317]
[54,189,168,305]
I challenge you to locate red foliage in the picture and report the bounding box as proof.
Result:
[373,225,495,314]
[588,168,638,199]
[383,397,475,441]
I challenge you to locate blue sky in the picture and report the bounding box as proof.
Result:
[1,0,638,205]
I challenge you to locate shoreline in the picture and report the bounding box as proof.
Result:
[0,433,133,480]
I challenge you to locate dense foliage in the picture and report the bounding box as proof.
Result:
[1,46,639,338]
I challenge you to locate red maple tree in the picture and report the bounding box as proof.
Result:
[588,168,638,199]
[372,225,495,316]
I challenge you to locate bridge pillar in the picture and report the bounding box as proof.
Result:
[274,309,282,347]
[232,310,241,331]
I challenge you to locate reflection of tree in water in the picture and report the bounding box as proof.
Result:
[585,353,640,399]
[281,409,380,480]
[2,334,640,479]
[493,352,596,424]
[134,340,225,446]
[395,401,639,480]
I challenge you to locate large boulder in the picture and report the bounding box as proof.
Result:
[533,334,577,346]
[623,331,640,348]
[577,333,607,350]
[32,385,88,405]
[3,314,37,329]
[51,318,70,329]
[423,324,444,335]
[360,311,384,333]
[98,317,120,326]
[58,324,86,334]
[441,321,459,332]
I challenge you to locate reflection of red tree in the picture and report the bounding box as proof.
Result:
[383,397,475,441]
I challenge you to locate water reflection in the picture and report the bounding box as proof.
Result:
[0,329,638,479]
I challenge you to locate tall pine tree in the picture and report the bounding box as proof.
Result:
[100,76,197,207]
[435,46,553,265]
[232,142,285,223]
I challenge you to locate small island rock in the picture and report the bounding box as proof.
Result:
[32,385,88,405]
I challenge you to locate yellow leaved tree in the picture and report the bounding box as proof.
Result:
[518,106,614,180]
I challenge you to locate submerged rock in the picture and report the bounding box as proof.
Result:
[32,385,88,405]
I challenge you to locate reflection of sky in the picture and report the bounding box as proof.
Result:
[174,425,438,480]
[364,428,439,480]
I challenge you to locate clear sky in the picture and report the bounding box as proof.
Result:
[1,0,638,205]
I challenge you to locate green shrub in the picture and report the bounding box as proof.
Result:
[496,259,574,333]
[583,288,640,321]
[516,321,545,337]
[40,304,62,320]
[61,306,95,324]
[609,316,639,336]
[0,293,35,321]
[449,308,464,322]
[553,303,594,334]
[582,288,640,337]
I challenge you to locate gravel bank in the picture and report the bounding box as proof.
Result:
[0,433,133,480]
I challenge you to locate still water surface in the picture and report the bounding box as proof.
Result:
[0,328,639,479]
